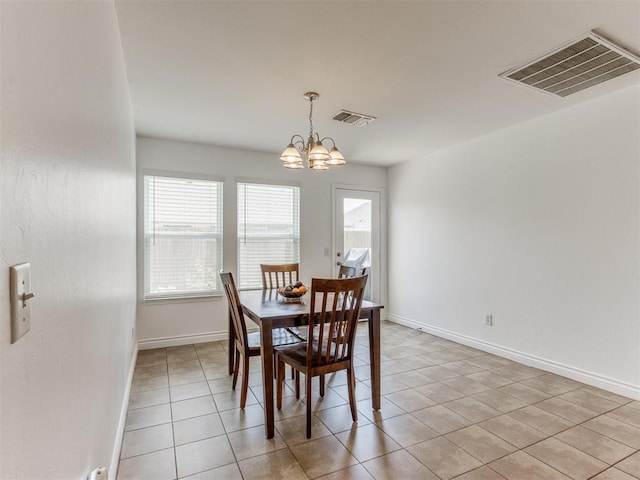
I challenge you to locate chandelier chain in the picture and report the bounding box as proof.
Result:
[308,97,314,141]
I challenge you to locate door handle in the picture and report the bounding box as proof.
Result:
[336,261,342,266]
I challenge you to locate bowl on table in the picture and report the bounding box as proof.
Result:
[277,283,308,302]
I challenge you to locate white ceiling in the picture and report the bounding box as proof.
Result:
[115,1,640,167]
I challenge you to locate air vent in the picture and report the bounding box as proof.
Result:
[332,110,376,127]
[499,31,640,97]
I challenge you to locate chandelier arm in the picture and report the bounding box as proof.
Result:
[290,134,306,149]
[319,137,336,148]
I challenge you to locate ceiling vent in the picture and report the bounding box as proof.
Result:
[332,110,376,127]
[499,31,640,97]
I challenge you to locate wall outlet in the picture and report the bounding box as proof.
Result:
[485,314,493,326]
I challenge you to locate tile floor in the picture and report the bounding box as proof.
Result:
[117,321,640,480]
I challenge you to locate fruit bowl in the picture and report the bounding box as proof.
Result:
[277,283,308,301]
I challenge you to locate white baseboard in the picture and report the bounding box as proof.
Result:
[387,313,640,401]
[109,342,138,480]
[138,331,228,350]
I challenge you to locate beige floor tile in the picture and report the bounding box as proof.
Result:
[117,448,176,480]
[415,365,460,381]
[525,437,608,479]
[579,386,633,406]
[446,425,517,463]
[128,387,170,410]
[465,371,513,389]
[554,425,635,465]
[291,435,358,478]
[212,388,259,411]
[238,448,307,480]
[507,406,573,435]
[173,413,225,446]
[335,423,402,462]
[407,436,482,479]
[125,403,172,431]
[317,464,375,480]
[608,405,640,429]
[453,466,508,479]
[479,414,547,449]
[170,381,211,402]
[131,375,170,393]
[584,415,640,449]
[120,423,174,459]
[377,413,439,447]
[135,364,168,379]
[616,451,640,477]
[136,353,168,368]
[175,435,235,478]
[315,404,372,434]
[496,383,552,403]
[440,360,485,375]
[520,375,581,396]
[559,389,622,414]
[219,403,265,433]
[172,396,217,422]
[357,397,405,423]
[471,389,529,413]
[392,370,436,388]
[227,424,287,461]
[361,449,440,480]
[489,451,571,479]
[169,370,206,387]
[208,377,234,394]
[591,468,639,480]
[443,397,502,423]
[535,397,599,423]
[385,388,436,412]
[276,413,332,446]
[168,359,202,375]
[441,376,492,396]
[412,404,473,434]
[179,462,243,479]
[415,382,466,403]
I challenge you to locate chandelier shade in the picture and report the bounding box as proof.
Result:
[280,92,345,170]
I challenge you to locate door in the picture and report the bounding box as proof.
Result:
[333,187,381,302]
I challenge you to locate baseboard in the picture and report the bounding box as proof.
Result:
[138,331,228,350]
[387,314,640,401]
[109,342,138,480]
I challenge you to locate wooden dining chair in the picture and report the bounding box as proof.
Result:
[275,275,368,438]
[220,271,302,408]
[260,263,299,289]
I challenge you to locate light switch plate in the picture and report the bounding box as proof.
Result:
[10,262,32,343]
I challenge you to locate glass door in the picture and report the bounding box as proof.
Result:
[334,188,381,301]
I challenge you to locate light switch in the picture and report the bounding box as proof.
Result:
[10,262,33,343]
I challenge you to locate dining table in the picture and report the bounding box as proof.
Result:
[228,288,384,438]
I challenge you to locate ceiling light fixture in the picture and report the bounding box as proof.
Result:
[280,92,345,170]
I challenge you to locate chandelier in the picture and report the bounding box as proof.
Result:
[280,92,345,170]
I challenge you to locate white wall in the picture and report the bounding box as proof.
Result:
[388,85,640,399]
[136,137,387,346]
[0,2,137,479]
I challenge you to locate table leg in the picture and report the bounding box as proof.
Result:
[228,310,235,375]
[261,319,275,438]
[368,309,381,410]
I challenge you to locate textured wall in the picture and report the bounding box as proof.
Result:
[388,85,640,399]
[0,2,137,478]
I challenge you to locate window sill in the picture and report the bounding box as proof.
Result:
[142,293,224,305]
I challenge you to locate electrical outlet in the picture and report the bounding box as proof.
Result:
[485,314,493,326]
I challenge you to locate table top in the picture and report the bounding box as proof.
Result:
[238,288,383,323]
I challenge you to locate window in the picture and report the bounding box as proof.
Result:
[237,182,300,289]
[143,174,223,299]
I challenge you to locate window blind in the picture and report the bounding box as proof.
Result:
[143,175,223,299]
[237,182,300,289]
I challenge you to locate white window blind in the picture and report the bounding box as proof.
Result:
[237,182,300,289]
[144,174,223,299]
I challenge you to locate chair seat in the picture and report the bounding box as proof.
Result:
[275,341,347,367]
[246,329,303,351]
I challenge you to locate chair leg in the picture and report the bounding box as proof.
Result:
[346,367,358,423]
[295,370,300,399]
[240,352,250,409]
[306,373,312,439]
[231,349,240,390]
[277,355,285,410]
[319,374,325,397]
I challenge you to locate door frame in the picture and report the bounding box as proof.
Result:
[331,184,386,305]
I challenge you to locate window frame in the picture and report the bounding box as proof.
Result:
[141,169,225,301]
[236,178,301,290]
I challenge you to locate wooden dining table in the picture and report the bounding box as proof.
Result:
[228,288,384,438]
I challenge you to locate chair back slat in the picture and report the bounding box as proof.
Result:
[219,272,248,351]
[261,263,299,289]
[308,275,368,367]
